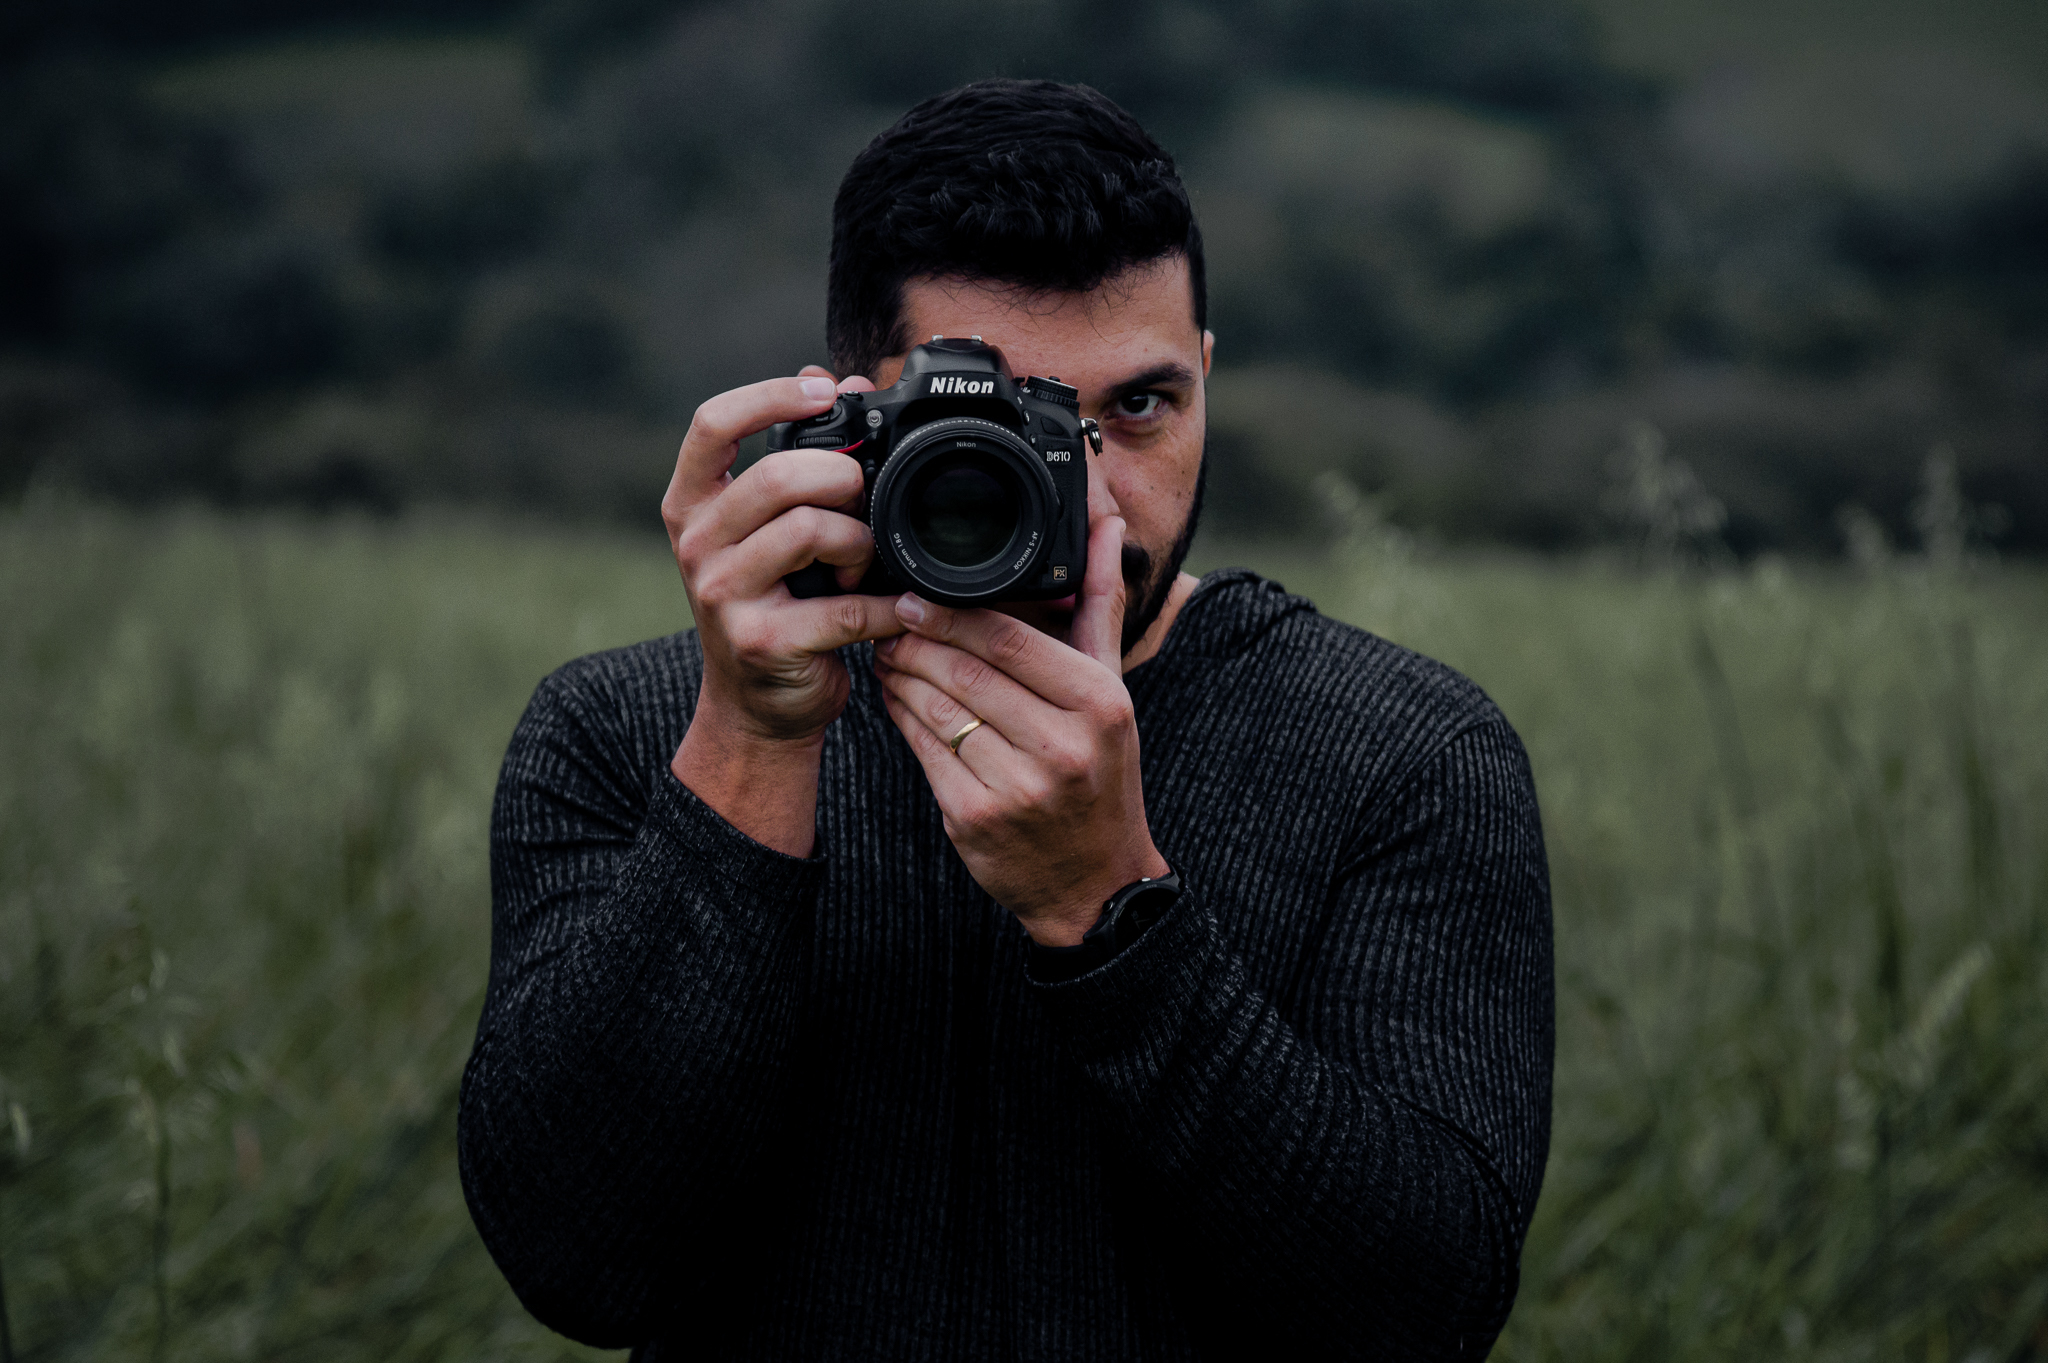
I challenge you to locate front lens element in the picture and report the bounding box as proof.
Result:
[870,414,1058,604]
[905,454,1022,568]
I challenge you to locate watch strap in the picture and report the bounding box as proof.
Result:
[1028,869,1183,983]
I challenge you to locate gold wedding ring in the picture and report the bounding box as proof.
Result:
[946,717,984,754]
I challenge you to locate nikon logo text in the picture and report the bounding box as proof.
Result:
[929,377,994,395]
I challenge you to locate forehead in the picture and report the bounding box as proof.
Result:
[894,258,1200,383]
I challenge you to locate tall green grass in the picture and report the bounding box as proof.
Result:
[1223,528,2048,1361]
[0,502,683,1360]
[3,500,2044,1360]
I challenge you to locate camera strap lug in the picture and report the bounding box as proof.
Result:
[1080,418,1103,455]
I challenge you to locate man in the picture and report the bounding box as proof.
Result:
[459,80,1553,1360]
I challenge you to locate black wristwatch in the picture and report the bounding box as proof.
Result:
[1029,869,1183,983]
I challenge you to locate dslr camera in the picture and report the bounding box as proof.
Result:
[769,337,1097,607]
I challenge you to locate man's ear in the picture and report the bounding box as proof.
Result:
[1201,330,1214,378]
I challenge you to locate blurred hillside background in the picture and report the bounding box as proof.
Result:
[3,0,2044,553]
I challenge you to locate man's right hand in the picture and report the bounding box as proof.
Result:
[661,368,903,854]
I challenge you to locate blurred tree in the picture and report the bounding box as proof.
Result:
[0,0,2039,551]
[476,287,635,405]
[370,154,557,271]
[1235,0,1643,116]
[0,0,523,63]
[95,234,347,396]
[0,62,250,346]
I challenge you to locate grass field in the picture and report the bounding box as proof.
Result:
[2,499,2044,1360]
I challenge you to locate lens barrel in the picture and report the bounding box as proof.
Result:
[869,417,1058,604]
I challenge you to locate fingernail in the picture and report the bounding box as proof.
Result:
[799,377,836,401]
[896,594,926,625]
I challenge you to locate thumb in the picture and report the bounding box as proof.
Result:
[1070,516,1128,670]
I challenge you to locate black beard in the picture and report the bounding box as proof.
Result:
[1119,446,1207,658]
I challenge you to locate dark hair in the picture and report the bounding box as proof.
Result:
[827,79,1205,380]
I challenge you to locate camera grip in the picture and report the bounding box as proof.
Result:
[784,561,841,598]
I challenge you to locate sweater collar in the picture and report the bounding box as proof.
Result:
[1134,568,1313,671]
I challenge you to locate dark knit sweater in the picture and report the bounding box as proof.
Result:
[458,569,1554,1360]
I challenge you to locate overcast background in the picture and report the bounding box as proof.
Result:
[4,0,2043,555]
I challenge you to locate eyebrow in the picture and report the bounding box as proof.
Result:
[1101,361,1200,403]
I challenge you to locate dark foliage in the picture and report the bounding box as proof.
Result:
[0,63,251,344]
[370,155,558,272]
[97,237,347,396]
[1,0,525,63]
[0,0,2042,552]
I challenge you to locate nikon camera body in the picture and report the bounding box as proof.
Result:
[768,337,1091,607]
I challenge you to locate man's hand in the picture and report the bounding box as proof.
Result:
[871,515,1171,945]
[663,366,903,854]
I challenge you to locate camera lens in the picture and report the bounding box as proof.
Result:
[868,416,1059,605]
[905,455,1022,568]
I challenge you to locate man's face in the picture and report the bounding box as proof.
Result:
[869,258,1214,656]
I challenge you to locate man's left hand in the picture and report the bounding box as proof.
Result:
[872,515,1170,946]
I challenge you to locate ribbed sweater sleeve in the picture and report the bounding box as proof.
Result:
[457,659,823,1346]
[1029,719,1552,1359]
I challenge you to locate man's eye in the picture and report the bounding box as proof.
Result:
[1115,392,1165,419]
